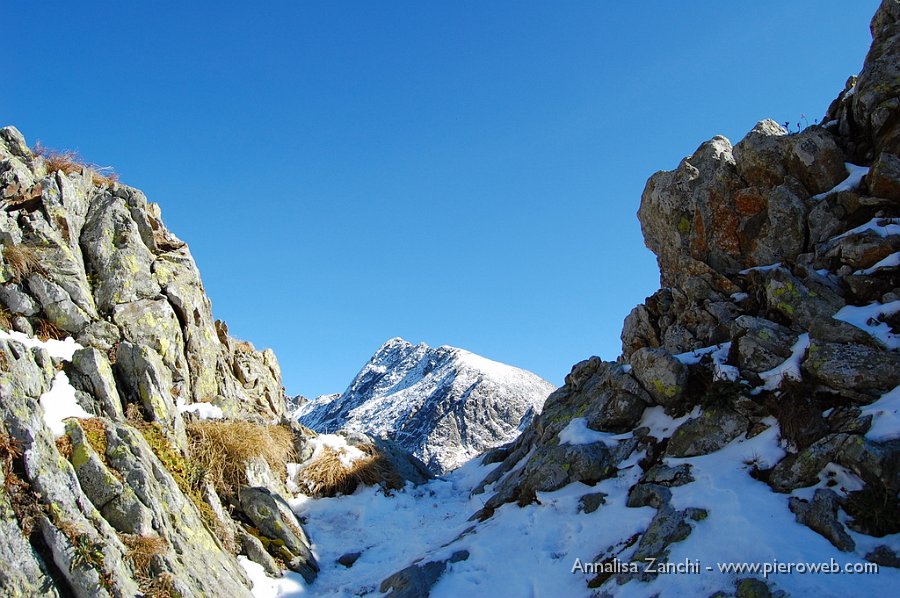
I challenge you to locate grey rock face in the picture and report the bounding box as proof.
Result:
[666,407,748,457]
[803,340,900,398]
[380,550,469,598]
[789,489,856,552]
[238,486,319,583]
[629,347,688,407]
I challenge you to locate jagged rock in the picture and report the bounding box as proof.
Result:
[236,527,282,577]
[735,577,774,598]
[629,347,688,407]
[74,320,120,353]
[640,463,694,487]
[868,152,900,200]
[66,420,155,536]
[844,0,900,158]
[0,283,39,315]
[866,545,900,568]
[666,407,748,457]
[836,437,900,493]
[803,340,900,399]
[769,434,850,493]
[237,486,318,583]
[0,460,59,597]
[380,550,469,598]
[626,483,672,509]
[66,348,124,420]
[620,505,706,583]
[115,341,187,449]
[788,489,855,552]
[733,315,797,373]
[578,492,608,514]
[337,551,362,568]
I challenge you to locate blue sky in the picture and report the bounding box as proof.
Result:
[6,1,880,398]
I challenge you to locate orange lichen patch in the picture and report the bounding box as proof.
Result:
[690,208,708,258]
[734,188,768,216]
[707,191,742,256]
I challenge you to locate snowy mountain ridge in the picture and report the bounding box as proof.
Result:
[294,337,555,474]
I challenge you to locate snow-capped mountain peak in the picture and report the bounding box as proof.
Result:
[295,338,555,474]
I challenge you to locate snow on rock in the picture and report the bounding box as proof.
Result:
[674,343,739,382]
[0,328,82,360]
[855,251,900,275]
[811,163,870,200]
[40,371,91,437]
[558,417,629,447]
[832,217,900,241]
[757,333,811,392]
[177,400,225,420]
[296,338,555,474]
[861,385,900,442]
[832,300,900,350]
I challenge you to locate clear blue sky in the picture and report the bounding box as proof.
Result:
[5,1,880,398]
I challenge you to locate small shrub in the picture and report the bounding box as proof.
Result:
[845,483,900,537]
[765,379,829,451]
[300,444,404,497]
[187,420,296,497]
[55,434,74,460]
[2,244,47,282]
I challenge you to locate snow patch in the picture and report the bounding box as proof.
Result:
[832,217,900,241]
[832,300,900,350]
[238,556,307,597]
[0,328,82,360]
[674,343,739,381]
[39,371,91,437]
[861,385,900,442]
[855,251,900,275]
[739,262,782,275]
[811,163,869,200]
[177,401,225,420]
[558,417,629,447]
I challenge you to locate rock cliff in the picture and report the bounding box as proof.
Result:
[0,130,320,596]
[462,1,900,595]
[295,337,554,475]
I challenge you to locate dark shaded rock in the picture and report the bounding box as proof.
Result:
[578,492,608,514]
[867,152,900,200]
[337,551,362,568]
[769,434,850,493]
[380,550,469,598]
[626,483,672,509]
[865,545,900,568]
[641,463,694,487]
[735,577,774,598]
[788,489,855,551]
[804,340,900,399]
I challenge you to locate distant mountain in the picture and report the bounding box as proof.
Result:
[294,338,555,474]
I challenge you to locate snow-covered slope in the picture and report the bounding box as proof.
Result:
[294,338,555,474]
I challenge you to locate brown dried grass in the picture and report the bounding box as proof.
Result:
[33,141,118,187]
[186,421,296,497]
[300,444,404,497]
[35,317,66,342]
[2,244,47,282]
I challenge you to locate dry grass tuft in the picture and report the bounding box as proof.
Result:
[0,306,11,330]
[300,444,404,498]
[187,421,296,497]
[33,141,118,187]
[2,244,47,282]
[0,427,44,536]
[34,317,66,342]
[121,533,168,575]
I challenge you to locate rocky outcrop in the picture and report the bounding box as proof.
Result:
[1,127,286,422]
[0,128,320,595]
[296,337,554,474]
[469,2,900,595]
